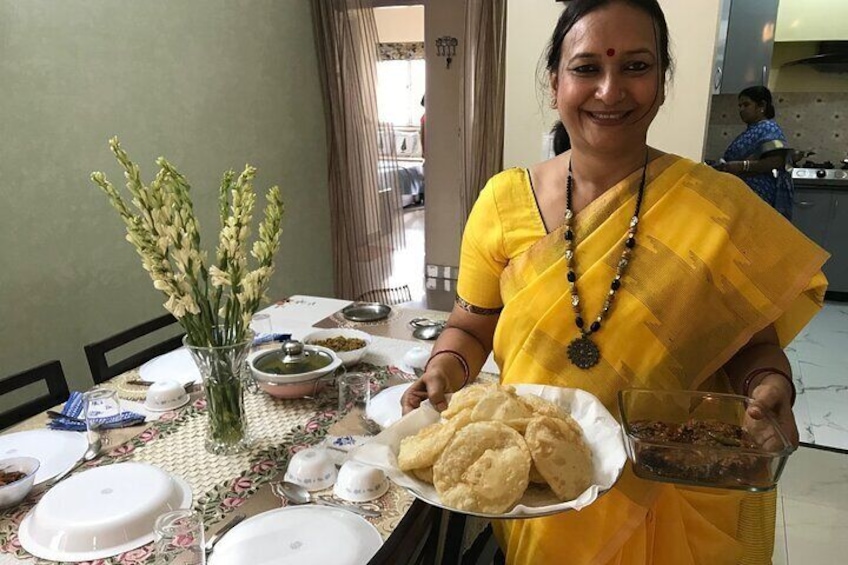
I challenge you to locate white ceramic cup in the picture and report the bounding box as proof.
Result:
[333,461,388,503]
[284,447,337,492]
[145,380,188,412]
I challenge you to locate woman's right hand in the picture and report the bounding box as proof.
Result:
[401,366,455,415]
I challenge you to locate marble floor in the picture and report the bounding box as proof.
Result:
[774,445,848,564]
[786,301,848,451]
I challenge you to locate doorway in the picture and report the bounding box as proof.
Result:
[374,3,427,305]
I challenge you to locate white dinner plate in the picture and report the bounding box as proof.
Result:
[0,430,88,485]
[208,506,382,565]
[18,462,192,562]
[366,383,412,429]
[138,347,202,385]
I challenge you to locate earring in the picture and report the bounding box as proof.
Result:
[550,98,557,109]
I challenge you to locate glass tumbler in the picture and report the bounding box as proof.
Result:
[250,313,273,336]
[83,389,120,445]
[338,372,379,413]
[154,509,206,565]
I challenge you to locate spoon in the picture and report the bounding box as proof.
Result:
[412,325,443,340]
[204,513,246,556]
[272,481,381,518]
[45,437,102,486]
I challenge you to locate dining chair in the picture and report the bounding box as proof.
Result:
[0,360,70,430]
[84,312,184,384]
[356,285,413,306]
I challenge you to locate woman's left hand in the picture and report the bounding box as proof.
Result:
[746,373,799,449]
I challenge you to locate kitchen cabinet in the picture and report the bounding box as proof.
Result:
[776,0,848,42]
[712,0,779,94]
[826,192,848,293]
[793,188,848,294]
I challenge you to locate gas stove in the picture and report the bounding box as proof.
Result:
[792,166,848,188]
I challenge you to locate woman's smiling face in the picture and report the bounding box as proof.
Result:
[551,2,664,156]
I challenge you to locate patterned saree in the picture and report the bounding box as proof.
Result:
[456,155,828,565]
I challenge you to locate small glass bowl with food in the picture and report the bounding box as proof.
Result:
[0,456,40,509]
[618,389,795,492]
[302,329,372,367]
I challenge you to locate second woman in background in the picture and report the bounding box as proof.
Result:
[717,86,794,219]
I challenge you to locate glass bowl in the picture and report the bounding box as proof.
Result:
[0,456,40,509]
[618,389,794,492]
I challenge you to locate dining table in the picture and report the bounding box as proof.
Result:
[0,295,498,565]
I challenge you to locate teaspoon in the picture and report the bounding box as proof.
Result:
[272,481,381,518]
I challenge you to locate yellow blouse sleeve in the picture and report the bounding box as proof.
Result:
[456,177,508,310]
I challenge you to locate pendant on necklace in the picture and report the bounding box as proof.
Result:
[567,335,600,369]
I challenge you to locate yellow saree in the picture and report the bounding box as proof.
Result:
[456,155,829,565]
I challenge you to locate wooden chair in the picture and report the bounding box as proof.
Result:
[84,313,184,384]
[356,285,413,306]
[0,360,70,430]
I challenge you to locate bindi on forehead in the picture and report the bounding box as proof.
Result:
[606,48,616,57]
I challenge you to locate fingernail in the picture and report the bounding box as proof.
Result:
[436,402,447,411]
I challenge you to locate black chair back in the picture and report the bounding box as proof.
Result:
[356,285,413,306]
[84,313,184,384]
[0,360,70,430]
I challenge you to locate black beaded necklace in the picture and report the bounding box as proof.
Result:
[564,151,649,369]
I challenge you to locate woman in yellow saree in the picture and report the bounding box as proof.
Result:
[401,1,828,563]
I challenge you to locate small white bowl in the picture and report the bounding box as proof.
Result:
[284,447,337,492]
[403,346,430,371]
[0,456,40,509]
[144,380,189,412]
[333,461,388,503]
[302,329,372,367]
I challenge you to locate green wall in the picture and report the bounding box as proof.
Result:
[0,0,332,400]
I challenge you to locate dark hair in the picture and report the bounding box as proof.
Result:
[739,85,775,119]
[552,122,571,155]
[545,0,674,155]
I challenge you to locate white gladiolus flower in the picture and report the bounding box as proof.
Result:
[92,139,285,347]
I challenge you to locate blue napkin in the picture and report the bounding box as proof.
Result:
[48,391,147,432]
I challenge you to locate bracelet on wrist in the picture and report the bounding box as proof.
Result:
[742,367,796,406]
[425,349,470,392]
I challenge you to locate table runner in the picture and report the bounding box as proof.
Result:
[0,336,419,564]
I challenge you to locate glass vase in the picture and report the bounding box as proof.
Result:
[183,333,253,455]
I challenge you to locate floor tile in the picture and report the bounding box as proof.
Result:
[780,446,848,509]
[784,497,848,564]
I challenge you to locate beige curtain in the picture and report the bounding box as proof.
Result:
[312,0,406,300]
[461,0,508,223]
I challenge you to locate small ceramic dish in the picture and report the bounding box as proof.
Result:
[284,447,337,492]
[302,329,372,367]
[333,461,388,503]
[144,380,190,412]
[0,457,40,509]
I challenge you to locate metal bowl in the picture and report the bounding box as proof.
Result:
[341,302,391,323]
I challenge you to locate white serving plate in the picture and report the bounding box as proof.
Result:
[208,506,382,565]
[0,430,88,486]
[139,347,202,385]
[366,383,412,429]
[18,462,192,562]
[351,384,627,519]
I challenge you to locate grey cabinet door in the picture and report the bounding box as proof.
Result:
[824,193,848,293]
[717,0,779,93]
[793,189,833,249]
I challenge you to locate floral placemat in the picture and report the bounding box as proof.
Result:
[0,360,405,565]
